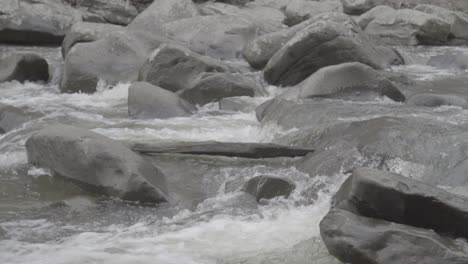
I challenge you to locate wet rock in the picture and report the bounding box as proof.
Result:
[219,97,257,112]
[62,22,125,58]
[60,31,171,93]
[358,6,451,45]
[280,62,405,102]
[264,13,387,86]
[320,208,468,264]
[0,0,81,45]
[128,0,199,33]
[334,167,468,238]
[64,0,138,26]
[283,0,343,26]
[0,53,49,83]
[408,93,466,108]
[341,0,468,15]
[132,141,314,158]
[128,82,196,119]
[428,51,468,70]
[162,15,275,60]
[242,175,295,201]
[138,44,236,93]
[25,125,169,204]
[178,73,258,106]
[0,103,28,134]
[415,4,468,42]
[375,46,405,66]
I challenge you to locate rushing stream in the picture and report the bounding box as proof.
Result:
[1,44,468,264]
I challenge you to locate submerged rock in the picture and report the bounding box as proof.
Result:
[242,175,295,201]
[128,82,196,119]
[264,13,387,86]
[0,53,49,83]
[280,62,406,102]
[25,125,169,204]
[219,97,257,112]
[428,51,468,70]
[408,93,466,108]
[0,103,28,134]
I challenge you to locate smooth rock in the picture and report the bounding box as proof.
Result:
[128,82,196,119]
[242,175,295,201]
[178,73,258,106]
[284,0,343,26]
[25,125,169,203]
[64,0,138,25]
[415,4,468,41]
[408,93,466,108]
[0,53,49,83]
[0,103,28,134]
[280,62,405,102]
[264,13,387,86]
[428,51,468,70]
[219,97,258,112]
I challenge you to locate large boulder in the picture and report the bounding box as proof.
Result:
[242,175,295,202]
[178,73,259,106]
[64,0,138,25]
[415,4,468,42]
[357,6,451,45]
[25,125,169,203]
[320,209,468,264]
[0,0,81,45]
[62,22,125,58]
[128,82,196,119]
[264,13,387,86]
[283,0,343,26]
[280,62,406,102]
[162,15,276,59]
[138,44,239,93]
[0,53,49,83]
[60,31,171,93]
[0,103,28,134]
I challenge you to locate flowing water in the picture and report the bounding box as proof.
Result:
[1,45,468,264]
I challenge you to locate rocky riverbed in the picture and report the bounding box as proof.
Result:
[2,0,468,263]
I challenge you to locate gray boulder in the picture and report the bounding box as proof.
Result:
[264,13,387,86]
[162,15,276,59]
[358,6,451,45]
[64,0,138,26]
[178,73,259,106]
[128,82,196,119]
[280,62,406,102]
[320,208,468,264]
[408,93,466,108]
[0,0,81,45]
[415,4,468,42]
[242,175,295,202]
[62,22,125,58]
[0,53,49,83]
[283,0,343,26]
[0,103,28,134]
[25,125,169,203]
[138,44,236,93]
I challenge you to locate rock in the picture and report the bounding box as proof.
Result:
[219,97,257,112]
[408,93,466,108]
[320,208,468,264]
[243,12,359,70]
[415,4,468,41]
[64,0,138,26]
[128,0,199,33]
[0,103,28,134]
[375,46,405,66]
[284,0,343,26]
[128,82,196,119]
[60,31,171,93]
[280,62,406,102]
[162,15,275,59]
[0,53,49,83]
[138,44,237,93]
[62,22,125,58]
[357,6,451,45]
[132,141,315,158]
[178,73,258,106]
[25,125,169,203]
[264,13,387,86]
[242,175,295,201]
[428,51,468,70]
[0,0,81,45]
[341,0,468,15]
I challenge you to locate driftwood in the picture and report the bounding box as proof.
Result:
[132,141,314,158]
